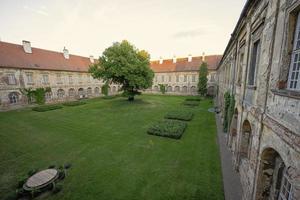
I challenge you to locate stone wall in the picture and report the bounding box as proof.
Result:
[216,0,300,199]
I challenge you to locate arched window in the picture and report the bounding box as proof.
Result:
[57,89,65,99]
[174,86,180,92]
[154,86,159,92]
[45,92,52,100]
[8,92,19,104]
[87,87,92,96]
[94,87,100,95]
[229,109,238,151]
[240,120,252,160]
[182,86,188,93]
[68,88,75,97]
[78,88,85,98]
[191,86,196,93]
[167,86,172,92]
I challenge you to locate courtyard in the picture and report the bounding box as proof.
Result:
[0,95,223,200]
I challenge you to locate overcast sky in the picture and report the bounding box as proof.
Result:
[0,0,246,60]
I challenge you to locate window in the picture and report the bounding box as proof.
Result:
[56,74,62,84]
[288,13,300,90]
[57,89,65,99]
[42,74,49,84]
[184,75,187,82]
[237,53,244,85]
[26,73,34,84]
[8,92,19,104]
[7,73,16,85]
[161,75,164,82]
[176,75,179,82]
[192,75,196,82]
[248,40,260,86]
[168,76,171,82]
[279,171,294,200]
[69,75,73,84]
[45,92,52,100]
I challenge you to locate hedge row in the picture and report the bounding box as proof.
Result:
[183,100,200,107]
[185,97,201,101]
[62,101,86,106]
[164,110,194,121]
[32,105,63,112]
[147,120,187,139]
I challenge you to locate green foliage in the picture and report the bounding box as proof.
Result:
[223,91,231,132]
[164,110,194,121]
[101,83,109,96]
[159,84,166,94]
[52,183,63,194]
[27,169,38,176]
[147,119,187,139]
[4,192,17,200]
[228,95,235,132]
[20,87,51,105]
[32,104,63,112]
[183,100,200,107]
[62,101,86,107]
[198,62,208,96]
[185,97,201,101]
[89,40,154,101]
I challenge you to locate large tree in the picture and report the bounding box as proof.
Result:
[89,40,154,101]
[198,62,208,96]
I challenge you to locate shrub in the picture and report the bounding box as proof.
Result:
[159,84,166,94]
[147,120,187,139]
[183,101,200,107]
[52,183,63,194]
[164,110,194,121]
[32,104,63,112]
[17,177,27,188]
[62,101,86,106]
[185,97,201,101]
[5,192,17,200]
[27,168,38,176]
[48,164,56,169]
[64,163,72,169]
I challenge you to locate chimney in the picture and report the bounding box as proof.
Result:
[188,54,192,62]
[159,56,163,64]
[22,40,32,53]
[89,55,94,63]
[202,52,206,62]
[173,55,177,63]
[63,47,69,59]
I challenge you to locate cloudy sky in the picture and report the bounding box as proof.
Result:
[0,0,246,60]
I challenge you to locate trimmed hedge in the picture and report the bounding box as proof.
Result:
[147,120,187,139]
[164,110,194,121]
[62,101,86,106]
[185,97,201,101]
[32,105,63,112]
[183,101,200,106]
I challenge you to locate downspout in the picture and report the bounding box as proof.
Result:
[251,0,281,199]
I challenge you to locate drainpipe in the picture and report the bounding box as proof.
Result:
[251,0,280,199]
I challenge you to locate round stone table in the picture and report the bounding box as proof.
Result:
[24,169,59,191]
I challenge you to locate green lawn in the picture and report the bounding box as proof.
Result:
[0,95,224,200]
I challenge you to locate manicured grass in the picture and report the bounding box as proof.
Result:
[147,119,187,139]
[164,110,194,121]
[32,104,63,112]
[0,95,223,200]
[62,101,86,107]
[183,100,200,106]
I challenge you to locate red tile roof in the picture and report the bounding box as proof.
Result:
[0,41,92,72]
[150,55,222,73]
[0,41,222,73]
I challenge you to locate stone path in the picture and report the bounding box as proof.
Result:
[215,114,243,200]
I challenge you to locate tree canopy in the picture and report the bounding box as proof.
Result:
[89,40,154,101]
[198,62,208,96]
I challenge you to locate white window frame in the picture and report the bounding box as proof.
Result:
[8,73,16,85]
[288,12,300,91]
[278,170,294,200]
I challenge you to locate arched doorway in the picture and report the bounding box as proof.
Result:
[87,87,92,96]
[153,86,159,92]
[8,92,19,104]
[207,86,215,96]
[94,87,100,96]
[255,148,292,200]
[78,88,85,98]
[182,86,188,93]
[191,86,196,93]
[174,86,180,93]
[68,88,75,98]
[112,86,117,93]
[167,86,172,92]
[57,89,65,99]
[240,120,252,161]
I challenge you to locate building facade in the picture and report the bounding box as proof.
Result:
[216,0,300,199]
[149,55,221,95]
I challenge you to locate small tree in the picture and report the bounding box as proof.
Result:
[20,87,51,105]
[89,40,154,101]
[198,62,208,96]
[101,83,109,96]
[159,84,166,94]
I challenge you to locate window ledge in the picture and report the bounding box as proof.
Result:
[247,85,257,90]
[271,89,300,100]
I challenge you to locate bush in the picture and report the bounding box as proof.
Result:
[17,177,27,188]
[52,183,63,194]
[147,120,187,139]
[62,101,86,106]
[48,164,56,169]
[32,104,63,112]
[183,101,200,107]
[5,192,17,200]
[64,163,72,169]
[164,110,194,121]
[185,97,201,101]
[28,168,38,176]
